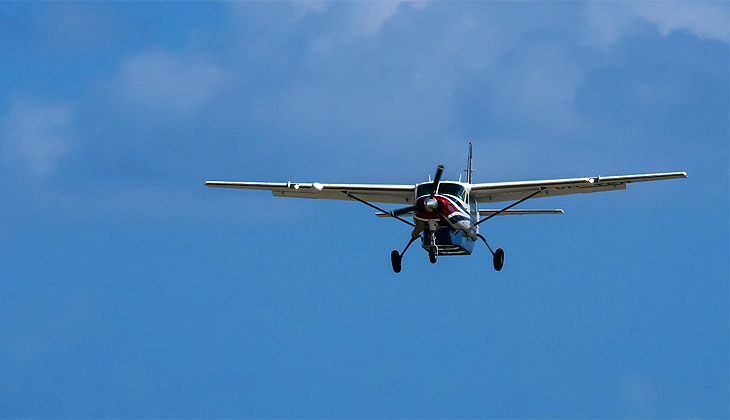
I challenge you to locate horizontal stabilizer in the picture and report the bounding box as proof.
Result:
[477,209,564,215]
[375,211,414,218]
[375,209,564,217]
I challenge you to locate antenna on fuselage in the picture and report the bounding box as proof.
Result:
[465,142,473,184]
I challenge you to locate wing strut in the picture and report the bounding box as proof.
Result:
[473,188,544,228]
[343,191,415,227]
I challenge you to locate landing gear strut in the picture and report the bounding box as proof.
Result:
[391,235,419,273]
[478,234,504,271]
[428,230,437,264]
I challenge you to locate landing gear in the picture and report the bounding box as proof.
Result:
[429,246,438,264]
[428,230,438,264]
[478,234,504,272]
[391,236,419,273]
[493,248,504,271]
[391,250,402,273]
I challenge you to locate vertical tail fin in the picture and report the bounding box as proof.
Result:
[466,142,473,184]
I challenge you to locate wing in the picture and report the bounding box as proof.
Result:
[469,172,687,203]
[205,181,416,205]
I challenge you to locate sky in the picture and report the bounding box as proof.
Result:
[0,1,728,418]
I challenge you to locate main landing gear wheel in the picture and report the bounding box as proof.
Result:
[429,247,438,264]
[391,250,402,273]
[493,248,504,271]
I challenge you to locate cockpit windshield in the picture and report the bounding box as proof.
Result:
[416,182,467,202]
[415,183,435,198]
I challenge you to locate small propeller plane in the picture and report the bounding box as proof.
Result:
[206,144,686,273]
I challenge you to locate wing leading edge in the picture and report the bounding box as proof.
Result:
[469,172,687,203]
[205,181,416,205]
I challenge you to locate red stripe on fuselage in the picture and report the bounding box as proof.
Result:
[414,195,463,221]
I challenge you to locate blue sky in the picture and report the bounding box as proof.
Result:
[0,1,728,418]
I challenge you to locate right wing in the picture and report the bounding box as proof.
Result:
[469,172,687,203]
[477,209,564,215]
[205,181,416,205]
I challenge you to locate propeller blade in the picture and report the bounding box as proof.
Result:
[430,165,444,198]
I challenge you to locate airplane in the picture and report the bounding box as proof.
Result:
[206,144,686,273]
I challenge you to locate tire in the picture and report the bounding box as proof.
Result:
[429,247,438,264]
[391,250,402,273]
[493,248,504,271]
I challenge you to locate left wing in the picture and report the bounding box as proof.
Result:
[469,172,687,203]
[205,181,416,205]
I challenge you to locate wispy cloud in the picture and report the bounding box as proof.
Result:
[619,373,658,417]
[489,39,586,132]
[114,50,236,116]
[2,97,75,177]
[36,3,119,55]
[347,1,403,39]
[263,1,407,54]
[585,2,729,47]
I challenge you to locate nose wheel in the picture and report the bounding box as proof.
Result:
[429,246,438,264]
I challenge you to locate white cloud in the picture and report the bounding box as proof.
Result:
[309,1,407,53]
[585,1,729,46]
[292,0,328,15]
[349,1,402,39]
[2,98,75,176]
[36,3,118,55]
[634,1,729,40]
[488,40,585,132]
[619,373,658,417]
[115,50,235,115]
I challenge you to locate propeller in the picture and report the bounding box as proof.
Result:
[425,165,444,211]
[430,165,444,198]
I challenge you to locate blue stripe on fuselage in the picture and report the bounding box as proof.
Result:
[441,195,468,213]
[448,214,470,222]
